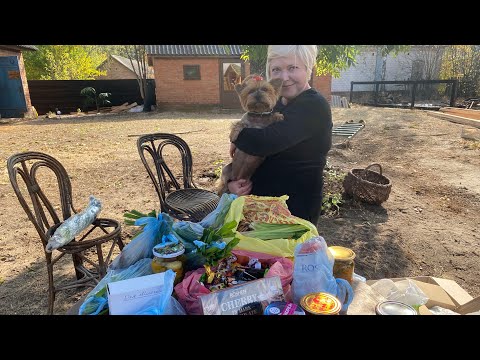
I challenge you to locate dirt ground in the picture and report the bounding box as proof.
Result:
[0,106,479,315]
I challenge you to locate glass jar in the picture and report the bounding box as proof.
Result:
[328,246,356,285]
[151,243,186,285]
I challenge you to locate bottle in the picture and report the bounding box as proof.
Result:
[151,242,186,285]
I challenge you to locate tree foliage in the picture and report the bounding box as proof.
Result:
[240,45,410,78]
[23,45,115,80]
[440,45,480,98]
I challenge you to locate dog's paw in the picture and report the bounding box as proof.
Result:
[272,112,284,122]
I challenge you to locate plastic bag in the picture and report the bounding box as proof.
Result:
[174,268,211,315]
[199,193,237,229]
[109,213,174,270]
[291,236,354,313]
[232,249,293,298]
[135,269,186,315]
[370,278,428,310]
[79,257,153,315]
[45,195,102,252]
[223,195,319,258]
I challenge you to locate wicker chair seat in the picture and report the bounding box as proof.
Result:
[137,133,221,222]
[166,188,220,221]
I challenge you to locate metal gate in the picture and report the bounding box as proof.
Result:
[0,56,27,118]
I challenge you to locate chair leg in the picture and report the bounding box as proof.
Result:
[47,264,55,315]
[117,234,125,250]
[72,253,85,280]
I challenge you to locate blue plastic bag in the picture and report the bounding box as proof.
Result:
[135,269,186,315]
[109,213,174,270]
[79,257,153,315]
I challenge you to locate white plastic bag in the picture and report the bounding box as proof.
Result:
[292,236,354,312]
[46,195,101,252]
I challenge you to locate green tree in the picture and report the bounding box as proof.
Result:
[440,45,480,98]
[240,45,410,77]
[23,45,111,80]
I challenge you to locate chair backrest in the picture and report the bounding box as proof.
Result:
[137,133,197,210]
[7,152,76,248]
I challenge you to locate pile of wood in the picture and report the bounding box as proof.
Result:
[70,102,139,116]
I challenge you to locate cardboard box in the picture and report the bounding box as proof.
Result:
[107,272,166,315]
[365,276,480,315]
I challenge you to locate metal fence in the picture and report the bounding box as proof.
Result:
[349,80,458,109]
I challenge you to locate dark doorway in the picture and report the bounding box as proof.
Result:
[219,59,245,109]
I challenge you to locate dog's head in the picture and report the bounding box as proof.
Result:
[234,74,283,113]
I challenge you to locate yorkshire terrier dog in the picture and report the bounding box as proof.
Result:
[217,74,284,195]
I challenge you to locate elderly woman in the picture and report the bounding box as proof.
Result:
[228,45,332,225]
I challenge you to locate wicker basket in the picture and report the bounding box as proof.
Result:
[343,163,392,205]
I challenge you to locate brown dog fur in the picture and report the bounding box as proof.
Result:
[217,74,284,195]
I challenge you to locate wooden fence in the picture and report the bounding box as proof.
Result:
[28,79,156,115]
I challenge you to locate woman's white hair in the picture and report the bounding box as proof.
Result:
[266,45,318,81]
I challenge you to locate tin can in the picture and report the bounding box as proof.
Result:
[329,246,356,285]
[264,301,306,315]
[375,301,417,315]
[300,292,342,315]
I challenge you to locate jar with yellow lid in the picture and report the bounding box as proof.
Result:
[300,292,342,315]
[328,246,356,285]
[151,241,186,285]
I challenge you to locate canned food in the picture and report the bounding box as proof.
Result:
[300,292,342,315]
[264,301,306,315]
[329,246,356,285]
[375,301,417,315]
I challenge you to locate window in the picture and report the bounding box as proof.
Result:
[183,65,201,80]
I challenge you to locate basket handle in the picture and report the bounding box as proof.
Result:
[365,163,382,175]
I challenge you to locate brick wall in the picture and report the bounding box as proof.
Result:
[153,58,220,107]
[0,48,33,117]
[312,74,332,103]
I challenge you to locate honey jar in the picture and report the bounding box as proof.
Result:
[329,246,356,285]
[300,292,342,315]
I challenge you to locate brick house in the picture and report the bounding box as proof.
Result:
[96,54,154,80]
[0,45,37,118]
[146,45,332,110]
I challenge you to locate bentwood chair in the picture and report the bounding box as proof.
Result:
[137,133,220,222]
[7,152,124,314]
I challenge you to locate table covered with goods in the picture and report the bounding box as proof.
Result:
[72,194,480,316]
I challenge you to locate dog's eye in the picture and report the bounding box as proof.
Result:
[260,87,269,91]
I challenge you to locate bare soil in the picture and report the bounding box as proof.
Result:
[0,106,479,315]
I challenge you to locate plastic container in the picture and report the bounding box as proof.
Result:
[151,242,186,285]
[329,246,356,285]
[300,292,342,315]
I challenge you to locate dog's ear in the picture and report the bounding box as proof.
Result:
[269,78,283,94]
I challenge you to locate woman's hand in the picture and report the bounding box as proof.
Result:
[230,143,236,158]
[227,178,252,196]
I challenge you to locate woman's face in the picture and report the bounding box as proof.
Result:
[269,54,310,101]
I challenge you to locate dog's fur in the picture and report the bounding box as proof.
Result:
[217,74,284,195]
